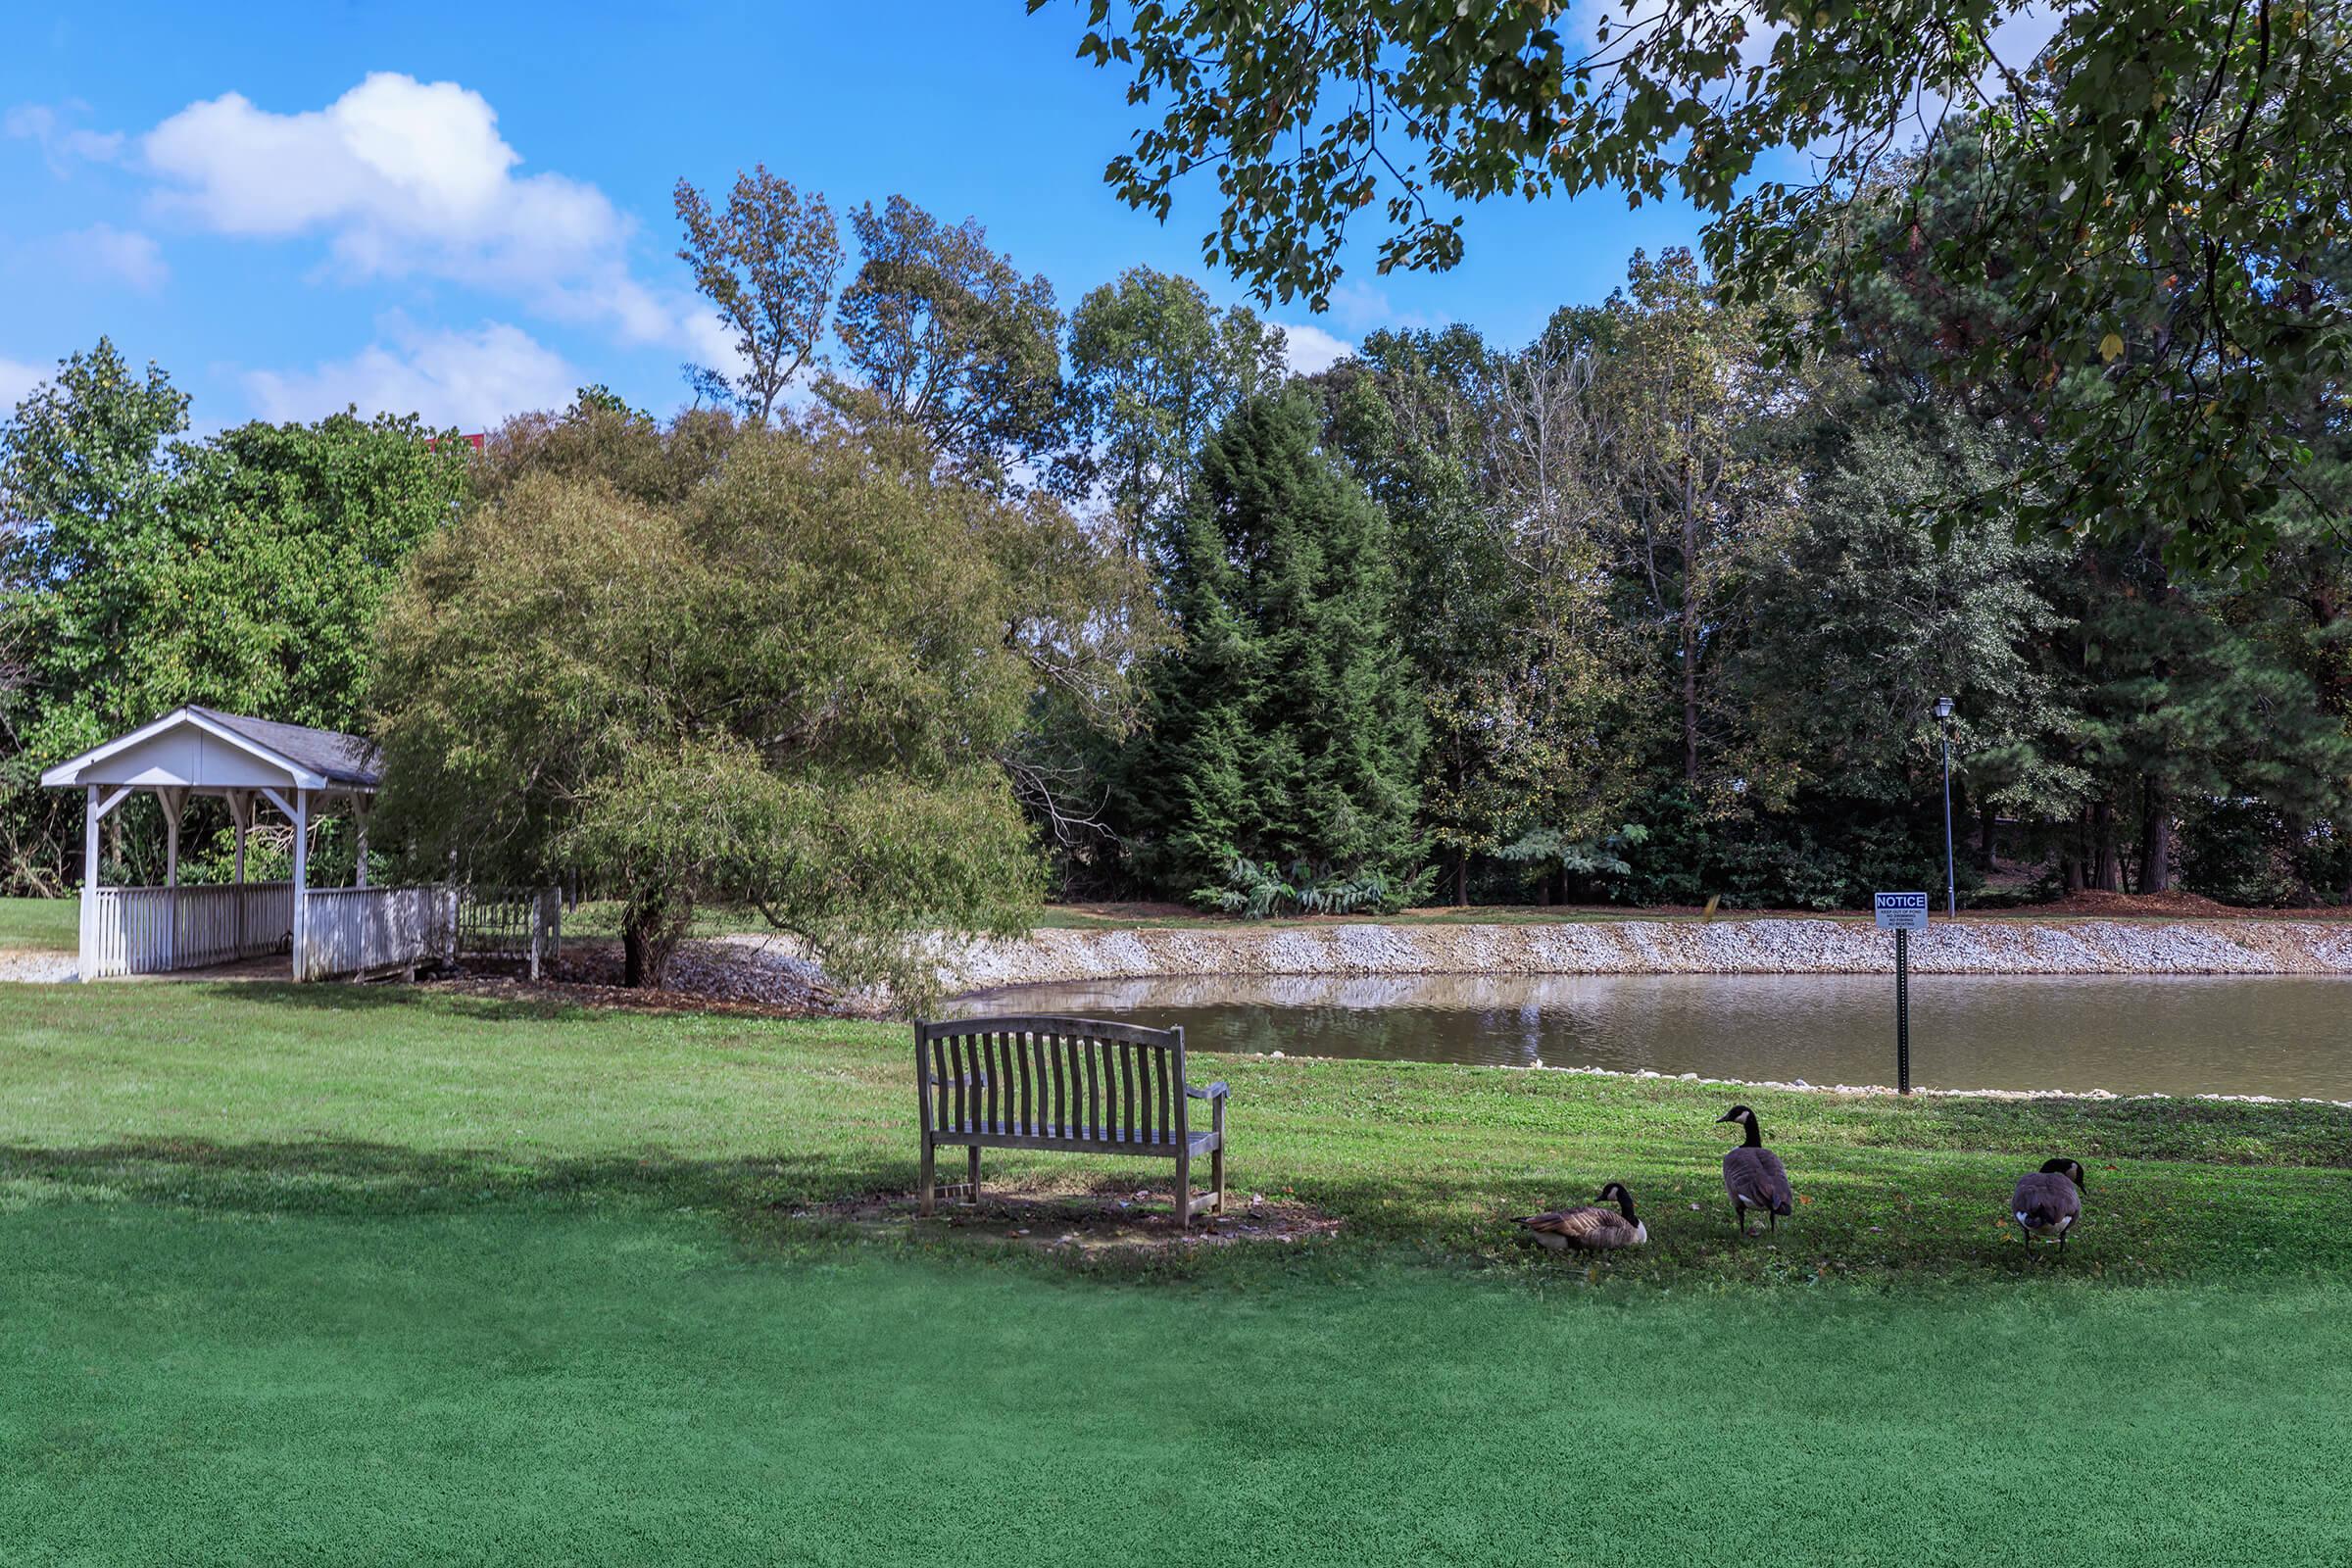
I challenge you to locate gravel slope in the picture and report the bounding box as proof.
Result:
[920,917,2352,994]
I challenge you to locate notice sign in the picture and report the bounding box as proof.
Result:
[1874,891,1930,932]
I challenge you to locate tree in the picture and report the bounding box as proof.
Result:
[1586,250,1787,791]
[369,411,1051,997]
[827,196,1066,480]
[675,165,842,422]
[1044,0,2352,572]
[1730,408,2078,906]
[1323,323,1635,905]
[1116,390,1427,906]
[1061,266,1287,550]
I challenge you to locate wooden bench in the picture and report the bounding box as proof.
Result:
[915,1015,1228,1228]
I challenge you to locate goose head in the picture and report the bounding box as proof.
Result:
[2040,1157,2086,1188]
[1595,1181,1637,1219]
[1716,1103,1763,1147]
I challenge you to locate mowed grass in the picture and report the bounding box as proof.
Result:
[3,982,2350,1565]
[0,897,78,953]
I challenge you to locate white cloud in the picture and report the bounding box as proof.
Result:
[244,321,576,431]
[1275,320,1354,376]
[57,223,168,292]
[0,355,48,409]
[5,102,124,173]
[140,73,701,350]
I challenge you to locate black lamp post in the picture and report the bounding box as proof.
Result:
[1935,696,1956,916]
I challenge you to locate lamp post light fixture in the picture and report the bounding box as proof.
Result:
[1935,696,1957,916]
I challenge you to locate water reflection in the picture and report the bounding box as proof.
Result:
[950,971,2352,1100]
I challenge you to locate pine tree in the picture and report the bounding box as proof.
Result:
[1119,391,1428,907]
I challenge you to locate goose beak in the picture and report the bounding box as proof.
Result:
[1714,1111,1738,1123]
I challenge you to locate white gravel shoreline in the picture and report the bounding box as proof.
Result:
[923,916,2352,993]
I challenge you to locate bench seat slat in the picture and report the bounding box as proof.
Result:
[927,1125,1221,1156]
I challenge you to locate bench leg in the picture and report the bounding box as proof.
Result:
[965,1145,981,1205]
[1174,1149,1192,1231]
[918,1139,935,1216]
[1210,1140,1225,1215]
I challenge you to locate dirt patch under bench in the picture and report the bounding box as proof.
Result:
[784,1173,1342,1252]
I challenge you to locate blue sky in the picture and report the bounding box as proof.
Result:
[0,2,1724,433]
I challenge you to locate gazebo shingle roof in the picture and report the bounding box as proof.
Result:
[184,707,382,789]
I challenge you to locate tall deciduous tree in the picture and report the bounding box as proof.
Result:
[674,165,843,423]
[1588,249,1788,790]
[828,196,1065,480]
[370,410,1054,997]
[1062,267,1287,550]
[1118,391,1427,905]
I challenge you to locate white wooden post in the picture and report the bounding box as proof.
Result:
[228,790,249,957]
[158,786,185,971]
[290,788,310,981]
[80,785,98,983]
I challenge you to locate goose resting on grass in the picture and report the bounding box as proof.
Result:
[2012,1158,2085,1253]
[1513,1183,1648,1251]
[1716,1105,1793,1236]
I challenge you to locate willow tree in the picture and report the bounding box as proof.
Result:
[369,409,1053,998]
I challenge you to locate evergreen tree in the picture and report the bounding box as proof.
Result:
[1119,391,1428,908]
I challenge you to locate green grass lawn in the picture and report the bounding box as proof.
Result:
[3,983,2348,1564]
[0,897,78,952]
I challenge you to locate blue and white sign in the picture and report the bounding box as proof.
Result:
[1874,891,1930,932]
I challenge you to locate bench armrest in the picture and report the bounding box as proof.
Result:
[1185,1080,1229,1101]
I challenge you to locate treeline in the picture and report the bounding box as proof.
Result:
[1088,236,2352,913]
[5,161,2347,927]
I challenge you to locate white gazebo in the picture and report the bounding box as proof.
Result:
[42,706,454,981]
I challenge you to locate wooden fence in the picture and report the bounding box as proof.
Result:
[80,882,295,979]
[80,882,546,982]
[298,886,459,981]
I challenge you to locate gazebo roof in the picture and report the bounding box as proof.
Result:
[39,706,382,794]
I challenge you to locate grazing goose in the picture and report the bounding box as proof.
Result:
[2012,1158,2085,1252]
[1716,1105,1794,1236]
[1513,1183,1648,1251]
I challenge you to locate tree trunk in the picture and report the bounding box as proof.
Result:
[1679,608,1700,783]
[2140,778,2173,895]
[2090,801,2122,892]
[1977,802,1998,874]
[621,895,679,989]
[1453,851,1468,908]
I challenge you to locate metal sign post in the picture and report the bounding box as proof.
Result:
[1874,892,1930,1096]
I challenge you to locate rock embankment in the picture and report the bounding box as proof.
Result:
[929,917,2352,995]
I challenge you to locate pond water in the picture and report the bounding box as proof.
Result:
[950,971,2352,1100]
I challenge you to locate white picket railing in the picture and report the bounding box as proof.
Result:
[297,885,458,980]
[81,882,294,979]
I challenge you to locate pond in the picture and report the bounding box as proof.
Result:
[950,971,2352,1101]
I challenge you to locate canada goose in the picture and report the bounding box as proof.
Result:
[2012,1158,2085,1252]
[1715,1105,1793,1236]
[1513,1183,1648,1251]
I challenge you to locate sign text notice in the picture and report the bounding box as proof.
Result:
[1874,891,1930,932]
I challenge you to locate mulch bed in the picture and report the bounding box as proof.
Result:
[427,968,858,1022]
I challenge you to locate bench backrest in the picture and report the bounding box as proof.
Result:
[916,1015,1188,1145]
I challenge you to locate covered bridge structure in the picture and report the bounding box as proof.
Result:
[42,706,455,980]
